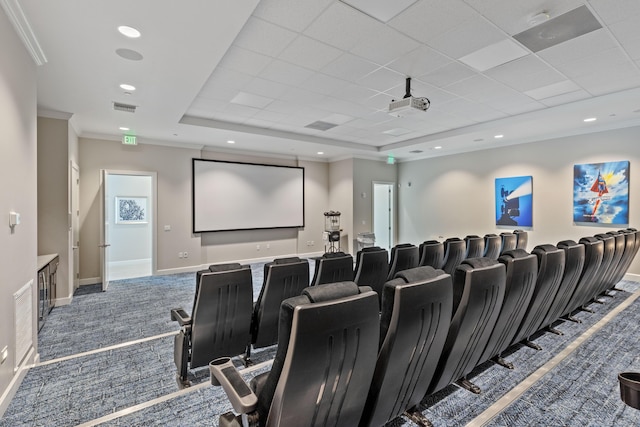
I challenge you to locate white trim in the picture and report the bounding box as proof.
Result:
[38,108,72,120]
[53,295,72,306]
[0,346,35,418]
[623,272,640,282]
[0,0,47,65]
[78,277,101,286]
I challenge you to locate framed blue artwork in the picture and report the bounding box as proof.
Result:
[115,196,147,224]
[495,176,533,227]
[573,161,629,224]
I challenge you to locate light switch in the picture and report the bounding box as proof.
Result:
[164,225,171,231]
[9,212,20,227]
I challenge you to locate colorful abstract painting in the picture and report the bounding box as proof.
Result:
[495,176,533,227]
[573,161,629,224]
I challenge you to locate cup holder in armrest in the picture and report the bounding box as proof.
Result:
[619,372,640,410]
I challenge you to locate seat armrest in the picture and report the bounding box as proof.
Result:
[170,308,191,326]
[210,357,258,414]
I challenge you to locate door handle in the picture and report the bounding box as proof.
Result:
[98,244,111,248]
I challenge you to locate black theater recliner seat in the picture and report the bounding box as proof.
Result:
[418,240,444,269]
[441,237,466,274]
[427,258,506,395]
[464,235,485,259]
[510,245,565,350]
[353,246,389,301]
[360,266,453,427]
[561,237,603,322]
[483,234,501,260]
[245,257,309,365]
[478,249,538,369]
[211,282,380,427]
[311,251,354,286]
[171,263,253,386]
[386,243,419,280]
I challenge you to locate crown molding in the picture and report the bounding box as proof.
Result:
[1,0,47,65]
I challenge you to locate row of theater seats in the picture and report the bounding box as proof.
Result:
[173,228,639,426]
[170,229,526,385]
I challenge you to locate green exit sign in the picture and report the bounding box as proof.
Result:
[122,134,137,145]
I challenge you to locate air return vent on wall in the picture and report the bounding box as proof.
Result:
[113,102,137,113]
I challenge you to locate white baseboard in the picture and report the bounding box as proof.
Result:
[53,295,73,306]
[78,277,100,286]
[0,346,35,417]
[624,272,640,282]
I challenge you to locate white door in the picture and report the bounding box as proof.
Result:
[99,170,111,291]
[70,162,80,292]
[373,182,395,251]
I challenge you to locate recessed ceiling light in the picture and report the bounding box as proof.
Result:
[118,25,141,38]
[433,146,442,150]
[119,127,129,131]
[119,84,136,91]
[317,151,324,155]
[227,140,235,144]
[583,117,597,122]
[494,134,504,139]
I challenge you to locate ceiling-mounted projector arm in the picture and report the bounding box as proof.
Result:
[404,77,412,99]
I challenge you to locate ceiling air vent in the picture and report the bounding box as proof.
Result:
[305,120,338,131]
[113,102,137,113]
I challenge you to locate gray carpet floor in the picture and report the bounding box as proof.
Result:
[1,266,639,426]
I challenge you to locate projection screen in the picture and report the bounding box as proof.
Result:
[192,158,305,232]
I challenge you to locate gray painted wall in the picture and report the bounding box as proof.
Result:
[0,9,38,406]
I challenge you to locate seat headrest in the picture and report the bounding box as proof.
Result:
[465,235,480,239]
[445,237,462,242]
[395,243,414,248]
[323,251,347,258]
[462,257,497,269]
[303,281,360,303]
[500,232,514,236]
[394,266,446,283]
[485,233,498,237]
[209,263,243,272]
[274,257,302,264]
[594,234,612,240]
[579,236,599,244]
[499,248,530,260]
[361,246,382,252]
[533,244,559,253]
[422,240,441,245]
[557,240,578,247]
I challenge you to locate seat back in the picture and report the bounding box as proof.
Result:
[609,230,638,287]
[602,232,626,291]
[500,232,517,255]
[311,252,354,286]
[441,238,466,274]
[190,264,253,368]
[483,234,501,259]
[511,245,565,344]
[386,243,419,280]
[479,249,538,362]
[464,235,485,259]
[361,267,452,427]
[353,246,389,299]
[257,282,379,427]
[514,229,528,250]
[563,237,603,312]
[550,241,586,320]
[418,240,444,269]
[251,257,310,349]
[592,234,616,296]
[428,258,505,394]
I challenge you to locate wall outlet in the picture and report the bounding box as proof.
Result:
[183,252,188,258]
[178,252,183,258]
[310,241,314,246]
[0,346,7,365]
[256,244,260,251]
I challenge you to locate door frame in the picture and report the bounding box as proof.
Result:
[100,169,157,290]
[372,181,395,251]
[69,161,80,293]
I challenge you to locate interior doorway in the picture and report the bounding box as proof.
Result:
[373,182,395,252]
[100,171,156,286]
[70,161,80,292]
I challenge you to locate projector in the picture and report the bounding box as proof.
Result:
[388,96,430,117]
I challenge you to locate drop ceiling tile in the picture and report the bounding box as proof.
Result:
[217,46,273,76]
[608,19,640,60]
[185,97,227,118]
[459,39,529,72]
[589,0,640,25]
[389,0,476,44]
[232,17,297,58]
[571,62,640,96]
[221,102,261,119]
[404,81,457,106]
[361,92,394,111]
[321,53,380,82]
[278,87,326,106]
[244,78,290,99]
[305,2,380,51]
[198,68,254,101]
[230,92,274,109]
[301,73,352,97]
[485,55,567,92]
[551,47,631,80]
[278,35,344,70]
[419,62,476,88]
[537,28,618,66]
[538,88,591,106]
[350,25,420,66]
[358,67,405,92]
[427,14,508,59]
[339,84,380,104]
[260,59,316,86]
[322,113,354,125]
[524,80,581,100]
[252,0,333,32]
[386,46,452,78]
[437,97,507,123]
[315,96,375,117]
[268,99,325,118]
